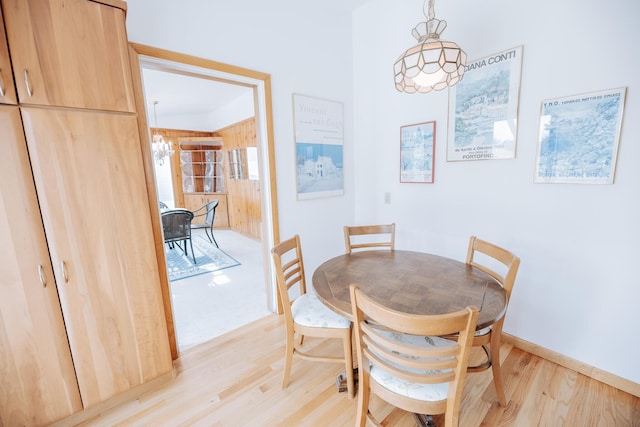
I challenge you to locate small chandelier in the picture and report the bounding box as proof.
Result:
[151,100,174,166]
[394,0,467,94]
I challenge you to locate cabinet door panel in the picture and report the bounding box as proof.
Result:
[20,108,172,408]
[182,194,206,217]
[0,6,17,105]
[2,0,135,111]
[0,106,82,426]
[208,194,229,228]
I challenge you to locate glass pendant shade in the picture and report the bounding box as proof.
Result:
[152,133,174,166]
[394,1,467,94]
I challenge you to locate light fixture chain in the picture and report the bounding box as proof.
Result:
[153,100,159,133]
[424,0,435,21]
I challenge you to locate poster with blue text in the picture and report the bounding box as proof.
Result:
[447,46,523,161]
[534,87,626,184]
[293,94,344,200]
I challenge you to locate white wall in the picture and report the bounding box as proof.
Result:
[125,0,356,282]
[126,0,640,385]
[353,0,640,384]
[153,160,175,208]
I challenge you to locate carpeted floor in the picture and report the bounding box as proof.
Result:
[165,235,240,281]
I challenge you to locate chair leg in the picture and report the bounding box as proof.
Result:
[203,227,213,244]
[356,367,370,427]
[208,225,219,248]
[189,237,196,264]
[282,330,294,389]
[343,327,355,399]
[490,332,507,406]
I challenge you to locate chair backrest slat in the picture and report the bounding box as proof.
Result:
[466,236,520,298]
[344,223,396,254]
[271,235,307,316]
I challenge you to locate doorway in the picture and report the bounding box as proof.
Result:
[129,44,280,357]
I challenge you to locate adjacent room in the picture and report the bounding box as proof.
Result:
[141,66,271,351]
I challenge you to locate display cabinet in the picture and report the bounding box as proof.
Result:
[178,137,229,228]
[181,149,225,193]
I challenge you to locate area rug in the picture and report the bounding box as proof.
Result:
[165,235,241,281]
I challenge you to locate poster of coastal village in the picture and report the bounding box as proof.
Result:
[534,87,626,184]
[447,46,523,161]
[293,94,344,199]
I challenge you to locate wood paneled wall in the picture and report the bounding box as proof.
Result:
[153,128,216,208]
[151,122,261,240]
[214,118,261,241]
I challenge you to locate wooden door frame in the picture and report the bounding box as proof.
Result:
[128,43,280,359]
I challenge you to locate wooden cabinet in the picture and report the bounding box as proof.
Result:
[1,0,136,112]
[0,7,17,105]
[0,0,172,425]
[21,108,173,408]
[0,106,82,426]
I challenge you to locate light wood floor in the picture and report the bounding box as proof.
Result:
[79,314,639,426]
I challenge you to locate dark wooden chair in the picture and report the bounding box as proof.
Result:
[191,200,219,247]
[161,209,196,264]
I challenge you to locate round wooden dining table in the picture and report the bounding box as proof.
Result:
[312,249,507,331]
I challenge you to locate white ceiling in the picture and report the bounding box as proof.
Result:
[304,0,372,12]
[142,68,253,124]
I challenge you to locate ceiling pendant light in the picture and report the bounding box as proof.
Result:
[151,100,175,166]
[394,0,467,94]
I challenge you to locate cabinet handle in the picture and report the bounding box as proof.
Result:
[61,260,69,283]
[38,264,47,288]
[24,69,33,97]
[0,69,5,97]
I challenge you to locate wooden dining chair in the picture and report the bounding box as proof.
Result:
[465,235,520,406]
[271,235,355,398]
[350,285,478,427]
[344,223,395,254]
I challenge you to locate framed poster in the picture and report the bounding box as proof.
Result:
[293,94,344,200]
[400,121,435,183]
[534,87,626,184]
[447,45,523,161]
